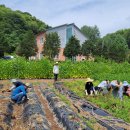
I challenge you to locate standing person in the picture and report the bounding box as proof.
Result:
[53,62,59,82]
[85,78,95,95]
[11,83,30,104]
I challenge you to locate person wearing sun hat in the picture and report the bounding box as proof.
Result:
[122,81,130,96]
[85,78,95,95]
[2,79,24,93]
[10,79,24,91]
[11,82,30,104]
[53,61,59,82]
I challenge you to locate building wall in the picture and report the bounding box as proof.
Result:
[46,26,67,48]
[36,32,45,59]
[36,23,87,61]
[73,26,87,45]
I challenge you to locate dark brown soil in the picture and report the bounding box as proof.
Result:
[34,85,62,130]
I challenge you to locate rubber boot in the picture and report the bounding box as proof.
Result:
[90,91,93,96]
[85,90,88,95]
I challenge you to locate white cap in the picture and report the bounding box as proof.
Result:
[123,81,129,86]
[11,79,17,83]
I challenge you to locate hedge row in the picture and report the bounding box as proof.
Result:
[0,57,130,82]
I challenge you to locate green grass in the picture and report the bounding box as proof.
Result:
[52,88,71,106]
[63,80,130,123]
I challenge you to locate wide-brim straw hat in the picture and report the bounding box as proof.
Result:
[86,78,94,82]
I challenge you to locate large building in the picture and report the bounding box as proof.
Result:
[36,23,87,60]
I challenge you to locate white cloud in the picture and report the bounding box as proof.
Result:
[0,0,130,36]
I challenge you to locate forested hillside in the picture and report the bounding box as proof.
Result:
[0,5,49,55]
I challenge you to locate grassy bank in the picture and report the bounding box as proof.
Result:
[63,80,130,123]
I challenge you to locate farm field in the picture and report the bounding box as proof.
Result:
[0,79,130,130]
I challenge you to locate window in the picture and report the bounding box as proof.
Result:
[40,37,44,44]
[66,27,72,43]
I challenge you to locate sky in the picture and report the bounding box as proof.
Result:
[0,0,130,37]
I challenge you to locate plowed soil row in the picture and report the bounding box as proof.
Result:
[34,85,63,130]
[1,79,130,130]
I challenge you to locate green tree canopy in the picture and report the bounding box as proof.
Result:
[102,33,129,62]
[0,5,49,54]
[81,25,100,41]
[116,29,130,49]
[64,36,81,60]
[16,30,37,59]
[44,32,60,59]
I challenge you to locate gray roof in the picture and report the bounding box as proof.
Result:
[46,23,87,38]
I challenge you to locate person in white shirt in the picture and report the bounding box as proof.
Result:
[53,62,59,81]
[98,80,109,88]
[95,80,109,94]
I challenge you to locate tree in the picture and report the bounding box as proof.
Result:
[16,30,37,59]
[81,38,104,57]
[64,36,81,60]
[44,32,60,59]
[0,45,4,58]
[116,29,130,49]
[0,32,5,57]
[81,25,100,41]
[81,25,100,57]
[102,34,129,62]
[81,40,95,57]
[0,5,49,54]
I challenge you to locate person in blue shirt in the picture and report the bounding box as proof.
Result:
[10,79,24,91]
[11,83,30,104]
[2,79,24,93]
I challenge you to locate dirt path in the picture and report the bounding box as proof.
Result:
[34,85,63,130]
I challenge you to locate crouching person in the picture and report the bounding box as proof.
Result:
[122,81,130,96]
[85,78,96,95]
[11,83,30,104]
[95,80,110,95]
[110,80,123,100]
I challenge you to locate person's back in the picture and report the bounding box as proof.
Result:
[11,85,26,97]
[110,80,123,99]
[96,80,109,94]
[10,79,24,91]
[14,81,24,87]
[98,80,109,88]
[53,62,59,81]
[53,65,59,74]
[85,78,95,95]
[11,84,27,104]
